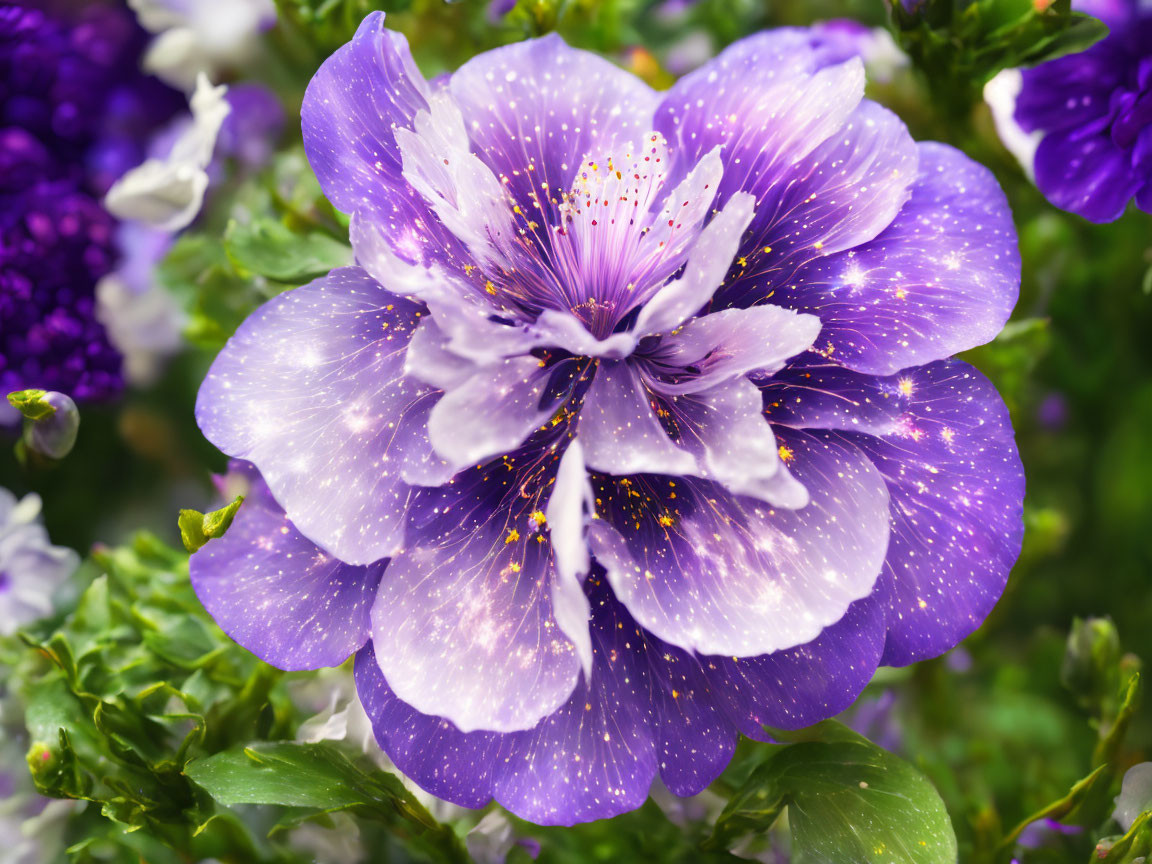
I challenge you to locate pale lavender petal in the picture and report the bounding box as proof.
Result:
[578,360,697,477]
[779,143,1020,374]
[190,464,384,670]
[714,100,920,310]
[546,439,595,679]
[196,267,429,565]
[449,34,658,223]
[301,12,429,213]
[587,428,890,657]
[764,359,1024,665]
[403,317,477,391]
[644,304,821,395]
[656,45,864,216]
[427,356,560,469]
[633,192,755,337]
[370,441,584,733]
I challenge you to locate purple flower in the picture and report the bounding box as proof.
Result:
[192,15,1024,824]
[1013,0,1152,222]
[0,2,180,423]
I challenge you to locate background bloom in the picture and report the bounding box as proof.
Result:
[1010,0,1152,221]
[192,14,1024,824]
[0,2,180,425]
[0,488,77,635]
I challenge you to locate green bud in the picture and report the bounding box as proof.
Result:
[7,389,56,421]
[1062,617,1122,711]
[179,496,245,553]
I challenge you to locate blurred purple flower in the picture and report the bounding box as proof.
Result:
[0,489,77,634]
[0,2,180,424]
[192,15,1024,824]
[1013,0,1152,222]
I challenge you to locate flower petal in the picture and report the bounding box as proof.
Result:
[714,99,920,310]
[579,360,697,477]
[656,38,864,216]
[427,355,562,469]
[780,143,1020,374]
[587,428,890,657]
[1033,127,1144,223]
[633,191,755,337]
[369,439,585,733]
[705,594,886,738]
[764,358,1025,664]
[189,463,384,670]
[644,304,821,395]
[301,12,430,213]
[449,34,658,221]
[196,267,429,565]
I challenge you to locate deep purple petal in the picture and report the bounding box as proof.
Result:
[706,594,886,738]
[196,267,431,565]
[586,428,890,657]
[190,464,384,670]
[301,12,429,214]
[776,143,1020,374]
[1033,127,1144,223]
[764,358,1025,665]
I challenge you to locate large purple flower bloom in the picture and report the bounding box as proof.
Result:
[1014,0,1152,222]
[193,14,1024,824]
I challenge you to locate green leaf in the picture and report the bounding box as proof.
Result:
[225,218,351,283]
[1100,811,1152,863]
[186,741,469,862]
[7,388,56,420]
[179,496,244,553]
[707,722,957,863]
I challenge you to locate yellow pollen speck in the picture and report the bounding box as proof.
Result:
[918,598,928,609]
[737,256,747,267]
[898,377,915,397]
[485,280,497,295]
[657,513,674,527]
[509,562,522,573]
[895,287,908,299]
[505,529,520,544]
[814,240,824,250]
[464,264,475,275]
[530,510,547,526]
[671,689,680,699]
[778,445,794,463]
[762,245,772,254]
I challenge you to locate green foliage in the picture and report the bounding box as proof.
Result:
[179,496,245,553]
[889,0,1108,118]
[187,741,469,862]
[225,218,352,283]
[706,722,957,863]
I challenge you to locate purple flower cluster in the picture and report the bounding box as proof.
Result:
[192,14,1024,824]
[0,2,180,420]
[1015,0,1152,222]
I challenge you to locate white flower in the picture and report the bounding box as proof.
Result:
[985,69,1042,179]
[0,490,77,635]
[104,74,230,232]
[129,0,275,91]
[1114,762,1152,833]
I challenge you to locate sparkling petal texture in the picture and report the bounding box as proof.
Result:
[194,17,1026,825]
[1014,2,1152,222]
[764,358,1025,665]
[196,267,431,565]
[190,463,385,670]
